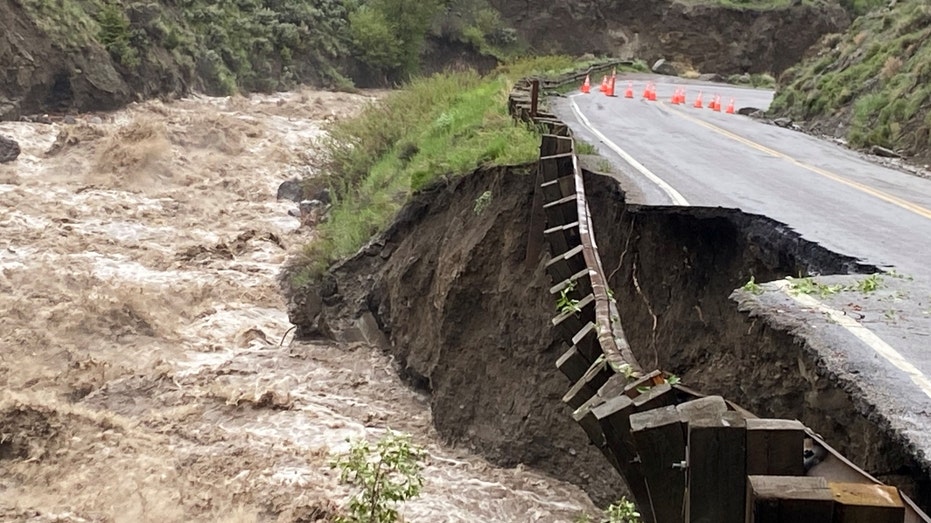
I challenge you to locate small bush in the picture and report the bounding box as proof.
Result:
[332,431,426,523]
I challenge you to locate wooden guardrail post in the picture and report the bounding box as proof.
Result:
[746,419,806,476]
[688,411,748,523]
[530,79,540,118]
[747,476,834,523]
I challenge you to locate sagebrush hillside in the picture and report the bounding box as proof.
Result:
[770,1,931,161]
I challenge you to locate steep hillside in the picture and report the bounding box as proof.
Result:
[490,0,850,75]
[0,0,356,117]
[770,1,931,161]
[1,0,853,117]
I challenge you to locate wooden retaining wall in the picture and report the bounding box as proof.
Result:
[508,67,931,523]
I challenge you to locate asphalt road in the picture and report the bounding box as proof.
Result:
[552,73,931,475]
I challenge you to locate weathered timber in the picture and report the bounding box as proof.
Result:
[525,165,547,269]
[623,370,665,398]
[542,226,573,264]
[746,419,806,476]
[551,293,595,341]
[573,400,621,471]
[676,395,728,422]
[569,321,600,362]
[563,357,612,410]
[535,118,569,136]
[544,244,585,283]
[592,395,656,523]
[556,345,590,383]
[540,153,574,184]
[632,383,675,412]
[540,134,573,157]
[746,475,834,523]
[549,267,593,298]
[541,174,576,204]
[688,411,747,523]
[630,405,687,523]
[543,221,581,252]
[830,482,905,523]
[543,193,578,228]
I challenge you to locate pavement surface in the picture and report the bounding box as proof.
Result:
[552,73,931,472]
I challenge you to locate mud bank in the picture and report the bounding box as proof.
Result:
[290,164,931,509]
[288,165,627,504]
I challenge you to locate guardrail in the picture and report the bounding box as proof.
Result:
[508,69,931,523]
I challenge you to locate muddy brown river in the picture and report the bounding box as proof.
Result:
[0,91,599,521]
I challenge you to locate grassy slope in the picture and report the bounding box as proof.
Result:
[291,57,592,284]
[770,1,931,157]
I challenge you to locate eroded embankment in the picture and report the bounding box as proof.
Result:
[288,165,627,505]
[290,164,931,509]
[585,171,931,507]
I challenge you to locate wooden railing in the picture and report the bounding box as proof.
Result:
[508,71,930,523]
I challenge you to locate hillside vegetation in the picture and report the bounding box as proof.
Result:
[770,1,931,160]
[290,57,599,284]
[0,0,515,115]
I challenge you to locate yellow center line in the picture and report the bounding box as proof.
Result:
[657,102,931,221]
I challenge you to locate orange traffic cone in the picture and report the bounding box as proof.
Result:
[599,76,608,93]
[693,91,703,109]
[679,89,687,105]
[711,95,721,112]
[642,83,651,99]
[605,74,617,97]
[649,84,657,101]
[725,98,735,114]
[624,81,634,98]
[581,74,591,94]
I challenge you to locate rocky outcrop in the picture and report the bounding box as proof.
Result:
[491,0,849,74]
[0,135,20,163]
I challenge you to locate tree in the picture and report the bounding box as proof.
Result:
[349,0,442,80]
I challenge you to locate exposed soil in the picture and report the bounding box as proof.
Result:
[288,166,629,506]
[0,91,600,522]
[492,0,850,74]
[290,163,931,512]
[585,171,931,509]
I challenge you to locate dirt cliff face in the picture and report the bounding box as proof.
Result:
[491,0,850,74]
[288,166,629,505]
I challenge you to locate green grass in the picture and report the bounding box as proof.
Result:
[771,0,931,156]
[292,64,550,284]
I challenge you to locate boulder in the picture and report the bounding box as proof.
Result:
[276,177,303,202]
[652,58,680,76]
[0,135,21,163]
[869,145,900,158]
[773,117,793,128]
[738,107,764,117]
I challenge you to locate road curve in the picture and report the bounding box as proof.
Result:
[552,73,931,479]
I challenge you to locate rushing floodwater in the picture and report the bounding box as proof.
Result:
[0,91,600,522]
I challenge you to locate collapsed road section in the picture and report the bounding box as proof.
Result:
[286,72,931,522]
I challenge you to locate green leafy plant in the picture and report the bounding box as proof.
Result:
[605,497,641,523]
[853,274,883,293]
[557,281,582,315]
[576,497,641,523]
[473,190,493,215]
[742,276,764,295]
[332,431,426,523]
[786,276,843,298]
